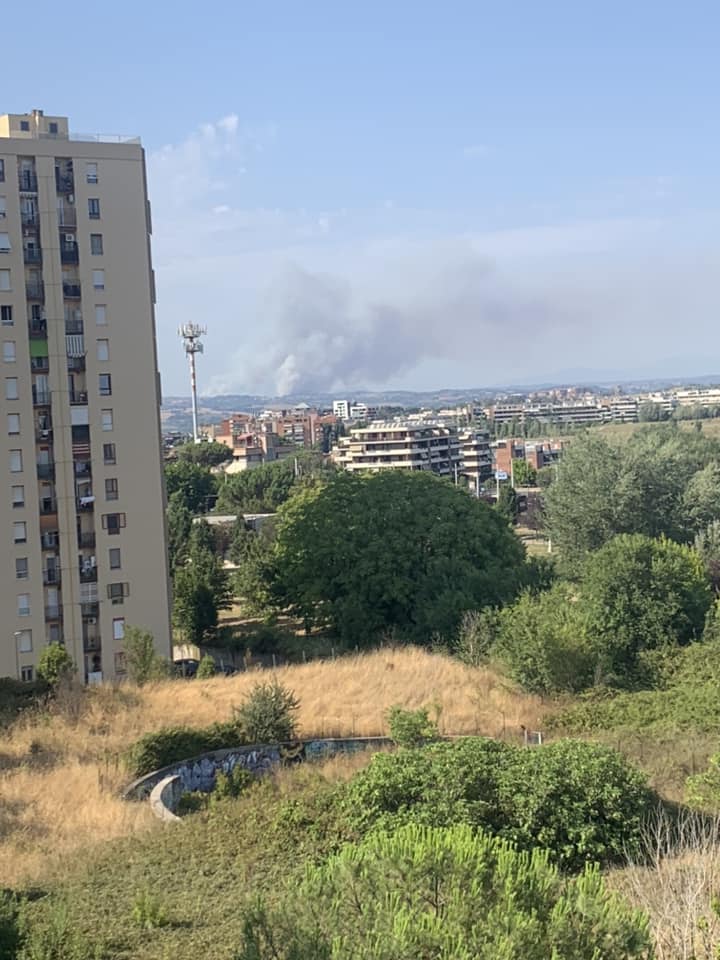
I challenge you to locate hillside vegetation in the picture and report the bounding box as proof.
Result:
[0,647,545,888]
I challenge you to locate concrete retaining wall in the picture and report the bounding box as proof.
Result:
[149,775,183,823]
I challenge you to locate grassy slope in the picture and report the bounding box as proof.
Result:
[0,647,546,888]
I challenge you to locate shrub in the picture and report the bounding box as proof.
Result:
[213,765,253,801]
[125,721,243,778]
[233,680,299,743]
[131,889,168,930]
[0,891,21,960]
[341,737,654,869]
[36,643,73,687]
[122,627,168,685]
[386,705,439,748]
[18,898,101,959]
[236,824,652,959]
[176,791,207,816]
[455,608,500,665]
[196,654,216,679]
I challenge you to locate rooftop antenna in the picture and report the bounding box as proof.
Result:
[178,323,206,442]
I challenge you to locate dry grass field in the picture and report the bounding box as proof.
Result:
[0,646,546,887]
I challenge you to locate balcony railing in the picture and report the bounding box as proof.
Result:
[26,281,44,300]
[74,460,91,475]
[31,356,49,372]
[36,463,55,480]
[78,532,96,548]
[83,635,101,653]
[19,172,38,192]
[43,569,61,586]
[32,389,51,406]
[21,211,39,227]
[62,282,81,299]
[77,495,95,511]
[80,567,98,583]
[28,319,47,338]
[69,390,88,405]
[44,605,62,621]
[65,319,83,334]
[35,426,52,442]
[67,357,85,373]
[41,532,59,550]
[80,602,98,617]
[60,243,79,264]
[39,498,57,515]
[23,248,42,264]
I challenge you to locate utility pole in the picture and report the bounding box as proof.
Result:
[178,324,206,443]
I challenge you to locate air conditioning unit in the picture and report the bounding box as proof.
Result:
[67,194,74,204]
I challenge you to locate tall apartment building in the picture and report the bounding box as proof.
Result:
[0,110,170,682]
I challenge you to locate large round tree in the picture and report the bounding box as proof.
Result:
[268,471,526,646]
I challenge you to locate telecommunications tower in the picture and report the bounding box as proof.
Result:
[178,323,206,442]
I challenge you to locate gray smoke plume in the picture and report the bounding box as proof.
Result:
[259,254,564,395]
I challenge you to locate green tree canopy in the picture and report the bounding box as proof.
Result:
[166,492,193,569]
[511,459,537,486]
[36,642,73,687]
[173,543,232,646]
[165,460,216,514]
[582,533,712,680]
[215,454,330,515]
[237,823,651,960]
[173,440,232,467]
[268,471,526,646]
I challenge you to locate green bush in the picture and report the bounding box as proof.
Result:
[125,721,243,778]
[0,891,21,960]
[176,791,207,816]
[233,680,299,744]
[131,889,168,930]
[341,737,654,870]
[386,705,439,748]
[213,765,253,801]
[236,824,652,959]
[196,654,216,679]
[36,643,73,687]
[18,898,101,959]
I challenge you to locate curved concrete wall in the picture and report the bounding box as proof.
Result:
[149,775,183,823]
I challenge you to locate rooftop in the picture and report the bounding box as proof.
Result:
[0,110,140,144]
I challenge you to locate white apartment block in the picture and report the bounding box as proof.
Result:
[332,399,350,420]
[332,422,462,477]
[0,110,171,683]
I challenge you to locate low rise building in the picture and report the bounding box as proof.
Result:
[332,422,461,477]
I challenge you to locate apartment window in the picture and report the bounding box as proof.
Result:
[103,442,116,464]
[17,594,30,617]
[105,477,119,501]
[20,666,34,682]
[5,377,17,399]
[20,121,30,132]
[15,558,28,580]
[9,450,22,473]
[102,512,126,535]
[96,339,109,362]
[0,197,5,218]
[1,305,12,325]
[0,160,4,182]
[88,198,101,219]
[107,582,129,604]
[90,234,103,255]
[0,270,10,291]
[95,304,107,325]
[3,341,15,362]
[48,624,61,643]
[113,617,125,642]
[92,270,104,290]
[86,163,98,184]
[7,413,19,435]
[13,521,26,543]
[109,547,121,569]
[98,374,112,397]
[101,409,113,431]
[0,233,10,253]
[12,485,24,508]
[49,122,58,135]
[16,630,32,653]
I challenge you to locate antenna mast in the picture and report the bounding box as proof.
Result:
[178,323,206,442]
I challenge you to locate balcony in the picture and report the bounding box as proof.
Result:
[67,356,85,373]
[36,463,55,480]
[78,532,95,549]
[39,498,57,516]
[28,318,47,338]
[77,495,95,511]
[23,247,42,265]
[43,569,61,586]
[65,319,83,335]
[44,605,62,621]
[26,281,44,300]
[32,388,51,406]
[80,566,98,583]
[31,356,49,373]
[80,602,98,617]
[83,635,101,653]
[19,172,38,192]
[41,531,59,550]
[55,172,74,194]
[21,211,39,227]
[69,390,88,405]
[62,282,81,299]
[36,426,52,442]
[60,243,79,265]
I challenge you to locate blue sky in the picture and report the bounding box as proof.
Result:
[4,1,720,395]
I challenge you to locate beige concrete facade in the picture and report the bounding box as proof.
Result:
[0,110,171,682]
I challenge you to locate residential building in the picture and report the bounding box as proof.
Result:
[332,422,461,477]
[332,399,350,420]
[457,429,492,491]
[0,110,170,682]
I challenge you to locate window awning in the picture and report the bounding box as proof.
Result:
[29,339,48,358]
